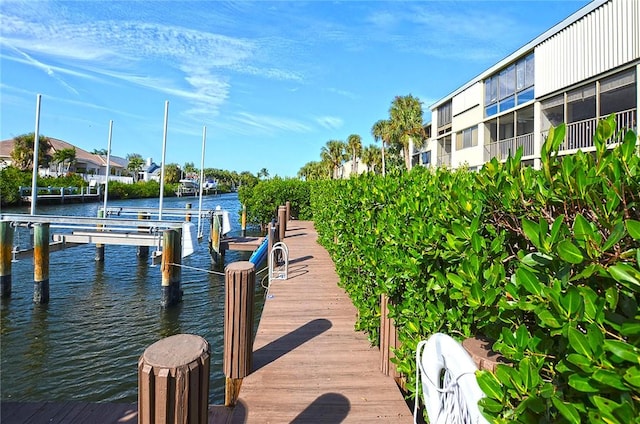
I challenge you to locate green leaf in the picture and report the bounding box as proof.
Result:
[623,366,640,388]
[620,322,640,336]
[568,327,592,359]
[566,354,594,373]
[602,223,626,252]
[521,252,553,268]
[538,309,562,328]
[549,215,565,245]
[625,219,640,240]
[522,218,541,249]
[476,370,504,401]
[517,267,543,296]
[592,369,628,391]
[568,374,599,393]
[447,273,465,290]
[478,397,503,413]
[552,398,581,424]
[608,263,640,291]
[557,240,584,264]
[560,287,583,318]
[604,339,640,364]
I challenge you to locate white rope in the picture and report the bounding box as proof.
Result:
[414,340,476,424]
[169,262,269,279]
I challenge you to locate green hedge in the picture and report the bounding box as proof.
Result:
[238,177,311,229]
[311,116,639,423]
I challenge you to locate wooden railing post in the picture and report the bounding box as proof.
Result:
[224,261,255,406]
[0,221,14,298]
[380,294,400,379]
[278,206,286,240]
[285,201,291,222]
[33,223,50,304]
[138,334,210,424]
[185,203,192,222]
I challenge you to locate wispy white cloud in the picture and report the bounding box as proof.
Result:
[315,116,343,130]
[230,112,312,136]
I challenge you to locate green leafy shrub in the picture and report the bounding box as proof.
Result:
[238,177,311,229]
[310,116,639,422]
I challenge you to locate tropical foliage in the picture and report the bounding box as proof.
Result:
[311,117,639,423]
[126,153,145,181]
[52,147,77,174]
[10,133,52,171]
[238,177,311,230]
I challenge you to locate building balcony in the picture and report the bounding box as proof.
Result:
[485,133,535,162]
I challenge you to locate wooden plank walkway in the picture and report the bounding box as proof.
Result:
[228,220,412,423]
[1,220,412,423]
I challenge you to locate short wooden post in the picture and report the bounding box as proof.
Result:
[224,261,256,407]
[185,203,192,222]
[33,223,50,304]
[380,294,400,379]
[462,336,509,372]
[161,228,181,307]
[278,206,286,240]
[0,221,14,298]
[95,209,105,262]
[285,201,291,222]
[241,204,247,237]
[138,334,210,424]
[172,227,183,304]
[137,212,150,257]
[267,219,277,268]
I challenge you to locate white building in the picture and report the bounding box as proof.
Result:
[415,0,639,171]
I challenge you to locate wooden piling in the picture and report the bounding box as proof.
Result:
[224,261,256,406]
[138,334,210,424]
[95,210,104,262]
[278,206,286,240]
[380,294,400,379]
[172,227,182,304]
[185,203,192,222]
[0,221,14,298]
[137,212,150,257]
[241,204,247,237]
[161,228,181,307]
[33,223,50,304]
[285,201,291,222]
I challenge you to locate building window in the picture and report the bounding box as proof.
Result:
[485,53,534,116]
[456,126,478,150]
[600,69,636,116]
[567,84,596,123]
[438,101,452,135]
[421,151,431,166]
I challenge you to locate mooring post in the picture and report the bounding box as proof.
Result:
[241,204,247,237]
[161,228,181,307]
[278,206,286,240]
[285,201,291,223]
[185,203,192,222]
[138,334,210,424]
[267,219,277,268]
[0,221,14,298]
[95,209,105,262]
[33,222,50,304]
[224,261,256,407]
[172,227,182,304]
[137,212,150,257]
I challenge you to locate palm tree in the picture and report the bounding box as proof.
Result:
[91,148,108,156]
[127,153,145,182]
[361,145,382,173]
[389,95,426,171]
[53,147,76,174]
[320,140,347,179]
[371,119,392,176]
[10,133,52,171]
[347,134,362,176]
[258,168,270,179]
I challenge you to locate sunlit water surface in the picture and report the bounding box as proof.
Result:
[0,193,265,404]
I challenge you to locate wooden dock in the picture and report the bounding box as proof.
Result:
[227,220,412,423]
[1,220,412,423]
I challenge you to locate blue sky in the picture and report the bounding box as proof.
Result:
[1,0,590,177]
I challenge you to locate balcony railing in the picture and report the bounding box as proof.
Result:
[437,153,451,167]
[547,109,637,151]
[485,133,534,162]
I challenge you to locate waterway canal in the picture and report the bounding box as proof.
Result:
[0,193,266,405]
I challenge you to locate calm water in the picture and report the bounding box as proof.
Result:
[0,193,265,404]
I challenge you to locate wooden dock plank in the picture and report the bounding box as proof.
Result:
[229,220,412,423]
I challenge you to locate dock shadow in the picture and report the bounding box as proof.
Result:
[290,393,351,423]
[252,318,332,371]
[289,255,313,265]
[286,264,309,280]
[283,232,307,239]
